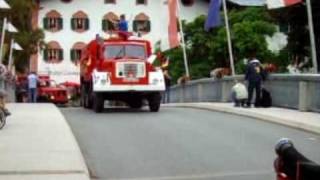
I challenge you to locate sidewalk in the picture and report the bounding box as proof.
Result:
[165,103,320,135]
[0,104,90,180]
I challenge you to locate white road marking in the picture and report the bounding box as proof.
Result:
[307,137,317,141]
[108,170,273,180]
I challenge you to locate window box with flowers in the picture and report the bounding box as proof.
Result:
[71,11,89,32]
[133,13,151,35]
[70,49,82,65]
[43,49,64,63]
[102,12,119,32]
[71,18,89,32]
[43,10,63,32]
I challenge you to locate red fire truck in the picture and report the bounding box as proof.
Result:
[80,32,165,112]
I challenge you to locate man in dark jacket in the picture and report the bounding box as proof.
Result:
[245,57,264,107]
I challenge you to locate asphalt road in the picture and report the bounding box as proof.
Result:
[61,107,320,180]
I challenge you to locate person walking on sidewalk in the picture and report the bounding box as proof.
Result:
[245,54,264,107]
[27,72,38,103]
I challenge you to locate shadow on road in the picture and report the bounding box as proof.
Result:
[101,107,151,113]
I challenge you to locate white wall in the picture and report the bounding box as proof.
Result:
[38,0,208,83]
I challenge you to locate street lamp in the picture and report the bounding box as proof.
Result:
[0,0,10,9]
[8,39,23,72]
[0,0,11,64]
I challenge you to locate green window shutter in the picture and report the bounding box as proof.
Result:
[133,20,138,32]
[108,21,114,30]
[58,18,63,30]
[102,19,106,31]
[43,49,48,61]
[59,49,64,60]
[85,18,89,30]
[146,20,151,32]
[70,49,75,61]
[71,18,75,30]
[43,18,48,29]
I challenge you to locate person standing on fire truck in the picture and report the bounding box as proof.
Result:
[118,14,128,32]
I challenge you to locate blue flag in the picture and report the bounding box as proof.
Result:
[205,0,222,31]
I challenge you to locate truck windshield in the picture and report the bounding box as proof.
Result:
[104,45,146,59]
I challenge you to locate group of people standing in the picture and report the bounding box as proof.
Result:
[232,55,271,108]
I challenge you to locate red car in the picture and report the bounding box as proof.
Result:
[38,75,69,104]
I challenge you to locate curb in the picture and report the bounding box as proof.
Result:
[164,103,320,135]
[2,103,91,180]
[57,108,91,180]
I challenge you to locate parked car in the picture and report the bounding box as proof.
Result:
[38,75,69,104]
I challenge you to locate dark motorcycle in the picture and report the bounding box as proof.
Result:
[274,138,320,180]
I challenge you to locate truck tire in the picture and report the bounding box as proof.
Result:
[128,99,143,109]
[148,93,161,112]
[93,93,104,113]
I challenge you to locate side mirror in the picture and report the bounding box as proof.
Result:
[147,55,157,64]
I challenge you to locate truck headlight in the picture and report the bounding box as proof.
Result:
[50,96,55,100]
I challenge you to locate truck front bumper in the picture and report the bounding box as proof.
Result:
[93,71,166,92]
[94,84,165,92]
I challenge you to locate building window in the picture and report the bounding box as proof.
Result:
[133,13,151,34]
[71,11,89,32]
[43,10,63,32]
[136,0,147,5]
[181,0,194,6]
[43,41,63,63]
[105,0,116,4]
[61,0,72,3]
[71,42,86,66]
[102,12,119,32]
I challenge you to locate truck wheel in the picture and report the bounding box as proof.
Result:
[128,99,143,109]
[148,93,161,112]
[93,93,104,113]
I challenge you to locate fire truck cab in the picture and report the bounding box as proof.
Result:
[80,32,165,112]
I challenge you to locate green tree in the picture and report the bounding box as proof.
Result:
[4,0,45,73]
[165,7,277,83]
[269,4,311,70]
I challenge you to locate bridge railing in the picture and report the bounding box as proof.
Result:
[169,74,320,113]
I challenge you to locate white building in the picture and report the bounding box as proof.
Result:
[32,0,209,83]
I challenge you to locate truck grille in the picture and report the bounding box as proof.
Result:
[124,64,138,77]
[117,62,145,78]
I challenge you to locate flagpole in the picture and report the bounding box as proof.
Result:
[306,0,318,73]
[0,17,7,64]
[222,0,235,76]
[8,38,14,71]
[176,0,190,77]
